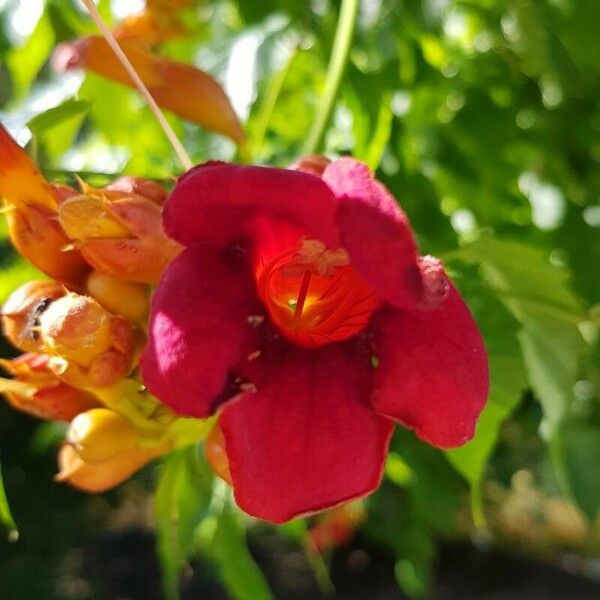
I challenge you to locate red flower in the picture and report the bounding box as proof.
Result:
[140,157,489,523]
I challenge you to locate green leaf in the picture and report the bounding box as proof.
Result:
[210,500,274,600]
[553,423,600,521]
[27,99,90,135]
[155,446,214,600]
[446,354,526,525]
[0,256,45,303]
[7,7,55,99]
[0,464,18,540]
[458,236,589,434]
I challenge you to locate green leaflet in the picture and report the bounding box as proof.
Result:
[458,236,589,435]
[155,446,214,600]
[209,498,274,600]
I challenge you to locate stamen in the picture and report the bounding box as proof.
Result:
[293,270,312,322]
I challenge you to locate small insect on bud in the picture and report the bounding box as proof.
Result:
[204,423,232,485]
[66,408,143,463]
[86,271,149,322]
[0,125,89,285]
[56,440,170,493]
[0,353,98,421]
[37,293,138,388]
[1,281,66,352]
[58,186,182,284]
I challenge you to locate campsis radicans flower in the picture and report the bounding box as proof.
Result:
[141,157,489,523]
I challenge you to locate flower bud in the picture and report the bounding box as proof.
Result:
[56,441,169,493]
[67,408,142,463]
[2,281,66,352]
[307,502,365,553]
[0,352,98,421]
[37,293,137,387]
[290,155,331,177]
[58,189,181,284]
[204,423,232,485]
[0,125,89,285]
[52,36,245,143]
[86,271,149,322]
[104,176,166,204]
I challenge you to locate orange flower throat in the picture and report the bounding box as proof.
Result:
[254,230,381,348]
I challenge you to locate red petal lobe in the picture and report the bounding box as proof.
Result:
[164,163,340,248]
[140,246,259,417]
[324,158,423,309]
[220,342,393,523]
[371,282,489,448]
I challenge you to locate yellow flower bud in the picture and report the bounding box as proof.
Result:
[56,441,169,493]
[86,271,149,322]
[67,408,142,463]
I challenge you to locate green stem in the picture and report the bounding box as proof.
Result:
[303,0,359,155]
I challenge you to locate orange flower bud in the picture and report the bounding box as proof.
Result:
[0,125,89,285]
[56,441,169,493]
[67,408,143,463]
[58,188,181,284]
[307,502,365,553]
[291,155,332,177]
[86,271,149,322]
[37,293,138,387]
[104,176,166,205]
[112,9,187,45]
[0,352,98,421]
[204,423,233,485]
[2,281,66,352]
[52,36,245,144]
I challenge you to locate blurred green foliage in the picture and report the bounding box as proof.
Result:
[0,0,599,598]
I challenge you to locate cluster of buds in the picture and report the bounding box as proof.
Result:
[0,123,207,492]
[0,0,246,495]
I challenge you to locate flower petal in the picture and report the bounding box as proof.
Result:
[220,342,393,523]
[163,162,340,249]
[140,245,260,417]
[323,158,423,309]
[371,281,489,448]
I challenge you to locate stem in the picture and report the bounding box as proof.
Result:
[80,0,193,171]
[303,0,359,155]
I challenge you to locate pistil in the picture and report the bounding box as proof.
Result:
[293,270,312,323]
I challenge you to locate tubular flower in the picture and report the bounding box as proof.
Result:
[58,181,182,284]
[52,36,245,144]
[0,352,98,421]
[0,124,89,286]
[2,282,140,388]
[140,157,489,523]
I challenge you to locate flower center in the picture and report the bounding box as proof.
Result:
[253,223,380,348]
